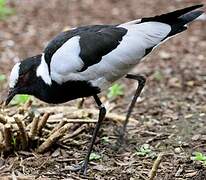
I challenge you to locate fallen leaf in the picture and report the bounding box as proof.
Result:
[168,77,181,88]
[159,51,172,60]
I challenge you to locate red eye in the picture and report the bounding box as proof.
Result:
[19,74,24,79]
[19,72,30,86]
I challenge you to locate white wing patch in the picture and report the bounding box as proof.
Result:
[9,62,20,88]
[50,36,84,84]
[88,22,172,88]
[119,22,171,50]
[36,53,52,85]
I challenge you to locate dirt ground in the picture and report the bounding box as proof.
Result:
[0,0,206,179]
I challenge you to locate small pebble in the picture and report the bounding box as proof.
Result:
[174,147,181,154]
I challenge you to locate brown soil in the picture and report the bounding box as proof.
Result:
[0,0,206,179]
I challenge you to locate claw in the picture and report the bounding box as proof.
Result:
[113,126,127,150]
[69,161,88,175]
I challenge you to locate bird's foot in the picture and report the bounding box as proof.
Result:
[69,161,88,175]
[114,127,127,148]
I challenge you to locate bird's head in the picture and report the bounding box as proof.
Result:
[5,54,43,105]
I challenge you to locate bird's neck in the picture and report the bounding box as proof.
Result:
[30,77,53,103]
[32,79,100,104]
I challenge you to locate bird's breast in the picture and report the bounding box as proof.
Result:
[40,80,101,104]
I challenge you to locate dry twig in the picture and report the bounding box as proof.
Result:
[25,99,33,109]
[4,124,12,152]
[0,142,5,151]
[49,119,67,136]
[61,124,87,143]
[148,153,164,180]
[14,117,28,150]
[18,99,33,114]
[0,114,7,124]
[39,106,138,125]
[37,124,71,153]
[1,176,35,180]
[37,112,50,134]
[1,104,139,154]
[29,116,39,140]
[48,119,97,124]
[0,131,3,141]
[105,112,137,124]
[77,98,85,109]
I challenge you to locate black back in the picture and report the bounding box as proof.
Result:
[44,25,127,72]
[79,26,127,71]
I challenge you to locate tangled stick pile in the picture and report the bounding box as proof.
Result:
[0,100,51,154]
[0,100,139,155]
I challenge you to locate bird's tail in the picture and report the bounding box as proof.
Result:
[142,4,204,36]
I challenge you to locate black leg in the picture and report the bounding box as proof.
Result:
[119,74,146,141]
[76,95,106,175]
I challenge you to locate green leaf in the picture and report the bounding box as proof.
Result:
[0,0,14,20]
[191,152,206,166]
[136,144,153,157]
[192,152,206,161]
[10,94,31,105]
[11,136,16,146]
[0,74,6,81]
[0,0,6,6]
[101,136,110,144]
[89,152,101,161]
[153,70,164,81]
[107,83,124,99]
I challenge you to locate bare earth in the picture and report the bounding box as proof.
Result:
[0,0,206,179]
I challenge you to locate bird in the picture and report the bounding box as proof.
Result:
[5,4,204,175]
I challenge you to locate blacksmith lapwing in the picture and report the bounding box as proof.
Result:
[5,4,204,174]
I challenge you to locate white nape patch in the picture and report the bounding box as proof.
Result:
[50,36,84,84]
[9,62,20,88]
[36,53,52,85]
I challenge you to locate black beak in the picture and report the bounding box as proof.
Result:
[5,88,17,106]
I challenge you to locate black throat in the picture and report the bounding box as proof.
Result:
[32,79,100,104]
